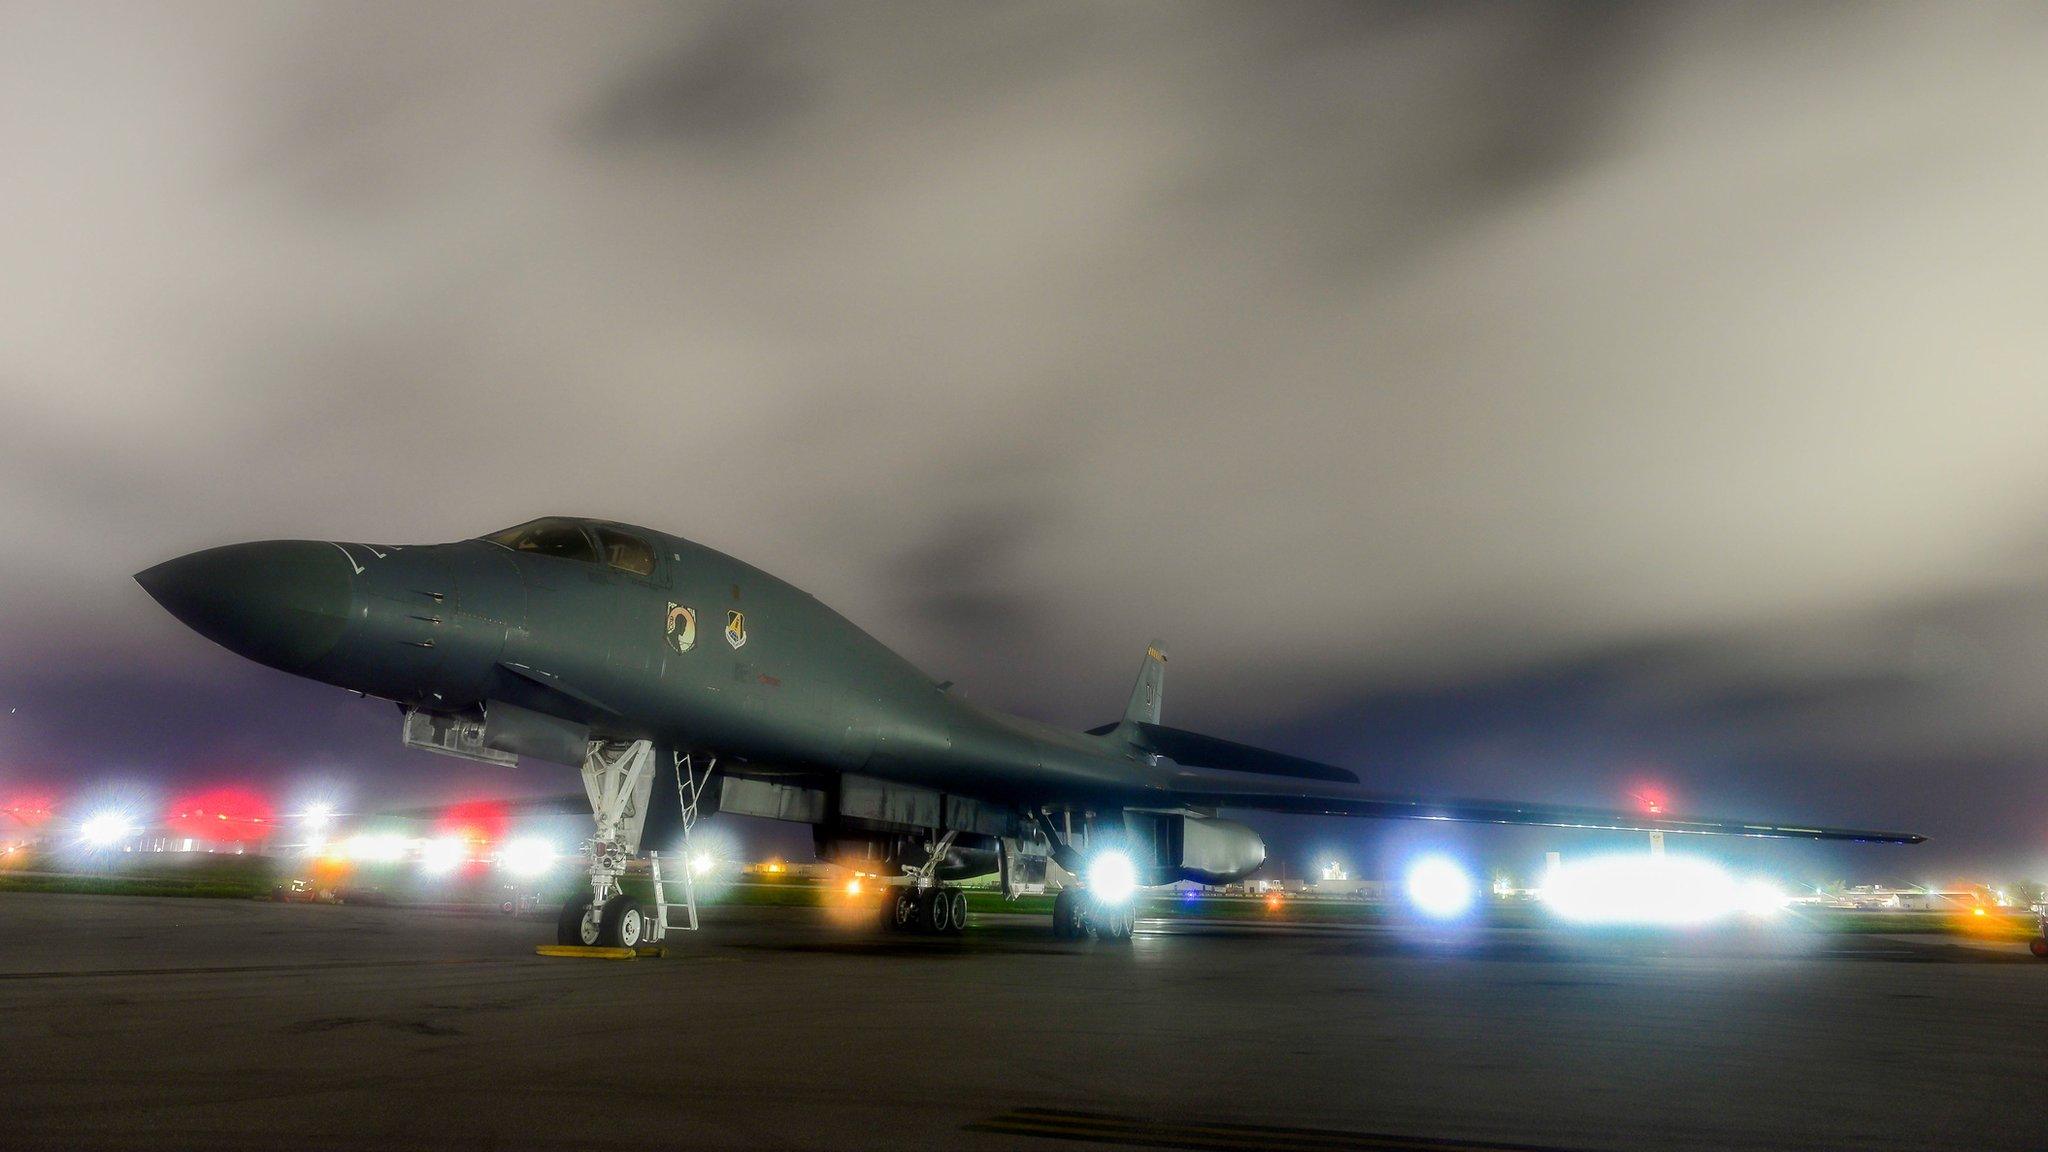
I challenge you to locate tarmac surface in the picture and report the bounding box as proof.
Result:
[1,891,2044,1151]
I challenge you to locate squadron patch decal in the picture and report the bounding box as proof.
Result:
[665,603,697,653]
[725,609,747,649]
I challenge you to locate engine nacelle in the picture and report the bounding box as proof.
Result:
[1123,811,1266,885]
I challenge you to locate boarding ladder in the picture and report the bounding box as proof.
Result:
[649,751,716,940]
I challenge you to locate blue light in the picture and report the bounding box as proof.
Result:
[1405,855,1477,919]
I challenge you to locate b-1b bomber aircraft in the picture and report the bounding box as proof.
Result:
[138,517,1921,947]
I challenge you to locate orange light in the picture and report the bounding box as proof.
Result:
[1265,894,1282,911]
[846,878,862,896]
[1974,907,1987,917]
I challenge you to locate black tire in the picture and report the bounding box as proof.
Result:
[2030,936,2048,959]
[557,895,596,946]
[598,895,645,948]
[947,889,969,934]
[1052,890,1073,938]
[924,889,952,934]
[1111,905,1135,942]
[1089,899,1133,943]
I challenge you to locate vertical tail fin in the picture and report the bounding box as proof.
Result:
[1124,642,1167,726]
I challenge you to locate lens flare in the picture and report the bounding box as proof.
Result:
[1540,854,1789,925]
[419,836,465,875]
[500,837,556,878]
[1086,849,1138,904]
[1405,855,1477,919]
[80,811,135,846]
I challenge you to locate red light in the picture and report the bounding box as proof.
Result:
[2,795,55,828]
[438,799,507,844]
[165,788,276,842]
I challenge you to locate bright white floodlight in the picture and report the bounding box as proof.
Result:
[1739,879,1790,917]
[1085,849,1139,904]
[419,836,465,875]
[501,837,556,878]
[301,803,335,831]
[689,850,716,877]
[80,811,135,847]
[1539,854,1789,926]
[1405,855,1477,919]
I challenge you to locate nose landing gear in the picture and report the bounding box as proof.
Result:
[553,739,660,948]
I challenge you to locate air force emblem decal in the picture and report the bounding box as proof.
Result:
[665,603,696,654]
[725,609,747,649]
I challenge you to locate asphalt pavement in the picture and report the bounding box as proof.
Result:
[1,892,2042,1151]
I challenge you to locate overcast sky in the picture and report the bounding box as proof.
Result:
[4,2,2048,880]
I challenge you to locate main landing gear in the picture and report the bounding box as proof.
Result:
[877,830,971,935]
[1051,888,1134,942]
[879,886,970,935]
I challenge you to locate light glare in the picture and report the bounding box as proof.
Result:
[501,837,556,878]
[80,811,135,846]
[1540,854,1788,925]
[1405,855,1477,919]
[1086,849,1139,904]
[344,832,407,864]
[419,836,465,874]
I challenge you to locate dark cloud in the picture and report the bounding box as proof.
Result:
[583,7,814,146]
[3,3,2048,877]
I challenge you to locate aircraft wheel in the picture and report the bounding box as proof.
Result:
[1091,903,1133,943]
[557,895,597,945]
[1051,890,1073,938]
[925,889,953,934]
[599,895,645,948]
[892,890,918,932]
[2030,936,2048,959]
[947,889,969,934]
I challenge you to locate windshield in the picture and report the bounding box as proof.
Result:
[486,519,598,563]
[595,527,656,577]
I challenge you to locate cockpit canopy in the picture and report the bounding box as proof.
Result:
[485,518,657,577]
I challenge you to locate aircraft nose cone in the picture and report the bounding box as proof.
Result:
[136,541,353,674]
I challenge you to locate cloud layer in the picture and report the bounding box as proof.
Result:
[4,3,2048,874]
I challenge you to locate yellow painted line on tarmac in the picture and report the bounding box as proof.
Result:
[965,1108,1582,1152]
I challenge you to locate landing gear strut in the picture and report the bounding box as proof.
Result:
[556,739,657,947]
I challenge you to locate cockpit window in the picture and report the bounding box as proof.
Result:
[486,519,598,563]
[596,527,656,577]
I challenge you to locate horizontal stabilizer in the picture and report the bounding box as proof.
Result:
[1128,722,1359,784]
